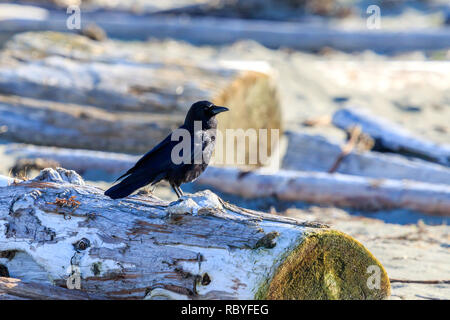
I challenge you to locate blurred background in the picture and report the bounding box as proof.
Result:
[0,0,449,299]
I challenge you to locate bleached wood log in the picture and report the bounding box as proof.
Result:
[5,144,137,176]
[0,277,105,300]
[0,0,342,18]
[0,32,279,113]
[282,131,450,185]
[0,168,390,300]
[0,94,179,154]
[8,140,450,186]
[196,167,450,216]
[332,108,450,167]
[6,144,450,216]
[1,8,449,52]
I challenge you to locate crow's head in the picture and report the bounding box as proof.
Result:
[184,100,229,125]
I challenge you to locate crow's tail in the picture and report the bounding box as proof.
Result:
[104,172,153,199]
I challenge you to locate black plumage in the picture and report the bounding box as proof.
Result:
[104,101,229,199]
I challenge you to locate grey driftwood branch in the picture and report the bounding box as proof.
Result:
[1,5,449,52]
[6,145,450,216]
[0,168,390,300]
[332,107,450,167]
[282,131,450,185]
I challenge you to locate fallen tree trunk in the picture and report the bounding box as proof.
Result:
[6,145,450,216]
[197,167,450,216]
[0,94,179,154]
[0,168,390,300]
[332,108,450,167]
[0,32,278,115]
[1,8,449,52]
[282,131,450,185]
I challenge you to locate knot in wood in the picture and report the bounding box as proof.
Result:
[255,231,280,249]
[73,238,90,252]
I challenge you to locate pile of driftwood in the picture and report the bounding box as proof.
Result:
[0,31,448,217]
[0,31,281,163]
[0,26,448,299]
[3,108,449,216]
[5,136,450,216]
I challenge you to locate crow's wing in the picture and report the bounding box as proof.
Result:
[114,125,213,183]
[115,132,177,181]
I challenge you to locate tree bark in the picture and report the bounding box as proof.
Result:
[332,108,450,167]
[0,168,390,300]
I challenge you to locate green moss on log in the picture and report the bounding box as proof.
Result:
[256,230,390,300]
[214,71,282,167]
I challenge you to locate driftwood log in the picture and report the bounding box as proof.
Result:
[0,32,281,163]
[282,131,450,185]
[8,141,450,186]
[5,145,450,216]
[0,94,179,154]
[332,108,450,167]
[0,5,449,52]
[0,0,348,19]
[197,167,450,216]
[0,32,278,114]
[0,276,105,300]
[0,168,390,300]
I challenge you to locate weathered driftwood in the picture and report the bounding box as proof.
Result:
[9,141,450,186]
[0,168,390,300]
[332,108,450,167]
[0,94,179,154]
[197,167,450,216]
[6,145,450,216]
[0,32,279,113]
[1,8,449,52]
[282,131,450,185]
[0,0,347,18]
[0,277,105,300]
[6,144,138,176]
[0,32,281,163]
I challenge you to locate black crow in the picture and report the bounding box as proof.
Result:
[104,101,229,199]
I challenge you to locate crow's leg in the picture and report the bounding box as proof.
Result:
[176,186,184,197]
[171,184,182,198]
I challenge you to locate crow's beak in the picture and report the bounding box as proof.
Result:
[210,105,229,116]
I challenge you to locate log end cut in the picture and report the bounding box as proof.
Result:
[214,70,282,167]
[257,230,390,300]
